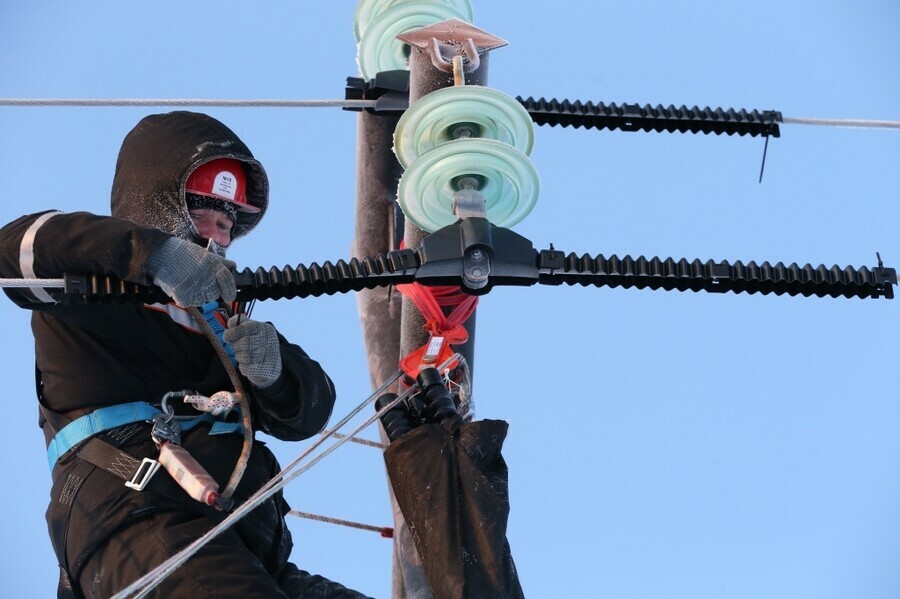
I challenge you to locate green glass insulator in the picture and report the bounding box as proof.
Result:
[397,138,540,233]
[356,2,467,81]
[393,85,535,168]
[354,0,474,42]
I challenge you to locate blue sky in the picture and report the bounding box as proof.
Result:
[1,2,899,598]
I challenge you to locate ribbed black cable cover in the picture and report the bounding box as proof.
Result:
[538,252,895,299]
[61,250,893,303]
[232,251,418,301]
[518,96,782,137]
[345,74,783,138]
[63,272,171,305]
[60,251,418,304]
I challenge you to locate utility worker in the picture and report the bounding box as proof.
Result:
[0,111,369,598]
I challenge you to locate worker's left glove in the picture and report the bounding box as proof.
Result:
[146,237,236,306]
[222,315,283,388]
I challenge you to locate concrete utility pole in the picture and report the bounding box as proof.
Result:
[352,17,509,598]
[352,103,404,394]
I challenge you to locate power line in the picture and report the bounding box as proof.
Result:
[781,116,900,130]
[0,278,64,288]
[0,98,376,108]
[2,98,899,131]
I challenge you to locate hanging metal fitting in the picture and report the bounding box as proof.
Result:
[397,18,508,75]
[452,178,486,221]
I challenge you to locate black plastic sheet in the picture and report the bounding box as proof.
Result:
[384,416,524,599]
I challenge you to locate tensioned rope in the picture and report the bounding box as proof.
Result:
[110,355,466,599]
[111,370,405,598]
[288,510,394,537]
[1,98,899,130]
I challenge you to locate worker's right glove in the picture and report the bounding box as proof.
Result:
[146,237,236,306]
[223,315,283,388]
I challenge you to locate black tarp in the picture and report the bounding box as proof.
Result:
[383,414,524,599]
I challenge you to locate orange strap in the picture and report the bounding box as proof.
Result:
[396,282,478,380]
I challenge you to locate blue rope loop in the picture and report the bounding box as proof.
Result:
[201,301,237,365]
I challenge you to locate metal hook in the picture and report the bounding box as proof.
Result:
[428,38,481,74]
[159,390,194,421]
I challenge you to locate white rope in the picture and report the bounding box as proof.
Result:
[110,361,432,599]
[327,431,386,449]
[0,278,64,288]
[0,98,376,108]
[782,116,900,130]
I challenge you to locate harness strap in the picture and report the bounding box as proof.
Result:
[46,401,243,470]
[47,403,160,469]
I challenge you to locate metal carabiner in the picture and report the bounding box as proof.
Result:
[152,391,187,446]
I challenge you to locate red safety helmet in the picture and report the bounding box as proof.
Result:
[185,158,259,213]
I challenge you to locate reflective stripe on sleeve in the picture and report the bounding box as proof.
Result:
[20,211,65,303]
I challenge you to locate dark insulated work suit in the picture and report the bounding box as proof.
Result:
[0,111,370,598]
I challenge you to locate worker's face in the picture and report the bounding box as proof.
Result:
[189,208,234,248]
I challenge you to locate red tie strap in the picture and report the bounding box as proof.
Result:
[396,282,478,380]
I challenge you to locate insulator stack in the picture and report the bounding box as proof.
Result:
[394,80,540,233]
[354,0,473,81]
[519,96,783,138]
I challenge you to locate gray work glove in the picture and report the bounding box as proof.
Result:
[223,314,283,388]
[146,237,236,306]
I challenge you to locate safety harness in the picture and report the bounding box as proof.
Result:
[40,386,244,599]
[41,300,249,597]
[45,401,242,477]
[44,302,243,502]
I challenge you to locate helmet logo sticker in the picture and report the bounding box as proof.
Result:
[212,171,237,201]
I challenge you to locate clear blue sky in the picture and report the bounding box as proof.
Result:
[2,2,899,598]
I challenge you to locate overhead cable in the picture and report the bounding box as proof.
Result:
[0,278,64,288]
[1,98,898,131]
[781,116,900,130]
[0,98,376,108]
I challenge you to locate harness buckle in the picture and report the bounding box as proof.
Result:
[124,457,161,491]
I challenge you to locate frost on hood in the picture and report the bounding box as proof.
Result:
[110,111,269,252]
